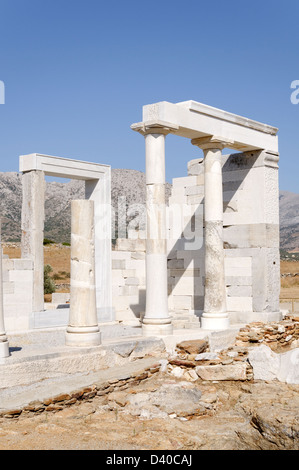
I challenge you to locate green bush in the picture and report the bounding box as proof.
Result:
[43,238,55,245]
[44,264,56,294]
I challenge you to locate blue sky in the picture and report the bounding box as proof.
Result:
[0,0,298,192]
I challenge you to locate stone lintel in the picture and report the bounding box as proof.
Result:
[140,101,279,153]
[19,153,110,181]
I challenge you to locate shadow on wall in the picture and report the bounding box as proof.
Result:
[128,151,258,321]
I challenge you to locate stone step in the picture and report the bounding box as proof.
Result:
[172,321,202,329]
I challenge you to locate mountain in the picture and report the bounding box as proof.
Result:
[279,190,299,252]
[0,171,298,251]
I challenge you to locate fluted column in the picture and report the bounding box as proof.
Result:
[131,123,177,336]
[192,136,230,330]
[0,221,9,357]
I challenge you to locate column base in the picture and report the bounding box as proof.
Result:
[0,340,10,358]
[65,326,101,347]
[200,312,230,330]
[142,318,173,336]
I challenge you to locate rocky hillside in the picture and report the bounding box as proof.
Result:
[0,171,298,251]
[279,191,299,252]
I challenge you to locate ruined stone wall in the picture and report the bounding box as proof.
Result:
[167,150,280,324]
[111,235,146,324]
[2,257,33,332]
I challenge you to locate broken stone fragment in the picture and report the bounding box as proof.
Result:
[176,339,208,355]
[195,352,220,361]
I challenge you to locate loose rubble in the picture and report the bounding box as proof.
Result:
[0,317,299,450]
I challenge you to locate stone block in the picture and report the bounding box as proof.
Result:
[172,277,204,296]
[195,363,247,381]
[225,276,252,286]
[167,259,184,269]
[187,194,204,205]
[122,269,136,278]
[125,277,139,286]
[172,175,198,188]
[185,185,204,196]
[226,296,252,312]
[112,259,126,270]
[131,252,145,260]
[119,286,139,296]
[169,268,201,278]
[168,195,187,205]
[222,168,249,183]
[187,158,204,176]
[112,251,132,260]
[176,251,203,269]
[52,293,70,304]
[227,285,252,297]
[2,259,14,271]
[248,344,281,382]
[111,273,125,287]
[13,259,33,270]
[125,259,145,272]
[116,238,146,252]
[225,266,252,277]
[3,282,14,295]
[177,338,208,354]
[224,257,252,268]
[172,295,192,310]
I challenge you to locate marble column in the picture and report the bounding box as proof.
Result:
[132,124,176,335]
[65,199,101,346]
[192,137,230,330]
[21,170,45,313]
[0,221,9,357]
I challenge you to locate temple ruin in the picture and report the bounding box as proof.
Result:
[0,100,281,354]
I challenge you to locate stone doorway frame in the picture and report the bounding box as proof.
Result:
[19,153,112,323]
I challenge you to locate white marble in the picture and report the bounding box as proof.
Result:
[0,224,9,357]
[65,200,101,347]
[19,153,113,324]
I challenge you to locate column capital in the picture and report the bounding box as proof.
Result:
[191,135,234,150]
[131,120,179,136]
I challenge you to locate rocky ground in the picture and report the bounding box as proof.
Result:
[0,317,298,451]
[0,370,298,451]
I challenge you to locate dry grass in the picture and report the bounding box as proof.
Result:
[3,243,71,299]
[280,260,299,299]
[280,260,299,274]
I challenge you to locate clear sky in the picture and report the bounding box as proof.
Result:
[0,0,298,192]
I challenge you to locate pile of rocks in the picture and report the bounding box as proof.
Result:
[166,339,253,382]
[235,315,299,352]
[164,317,299,384]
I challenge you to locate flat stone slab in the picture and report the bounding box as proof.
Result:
[0,329,166,390]
[195,363,247,381]
[0,357,158,413]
